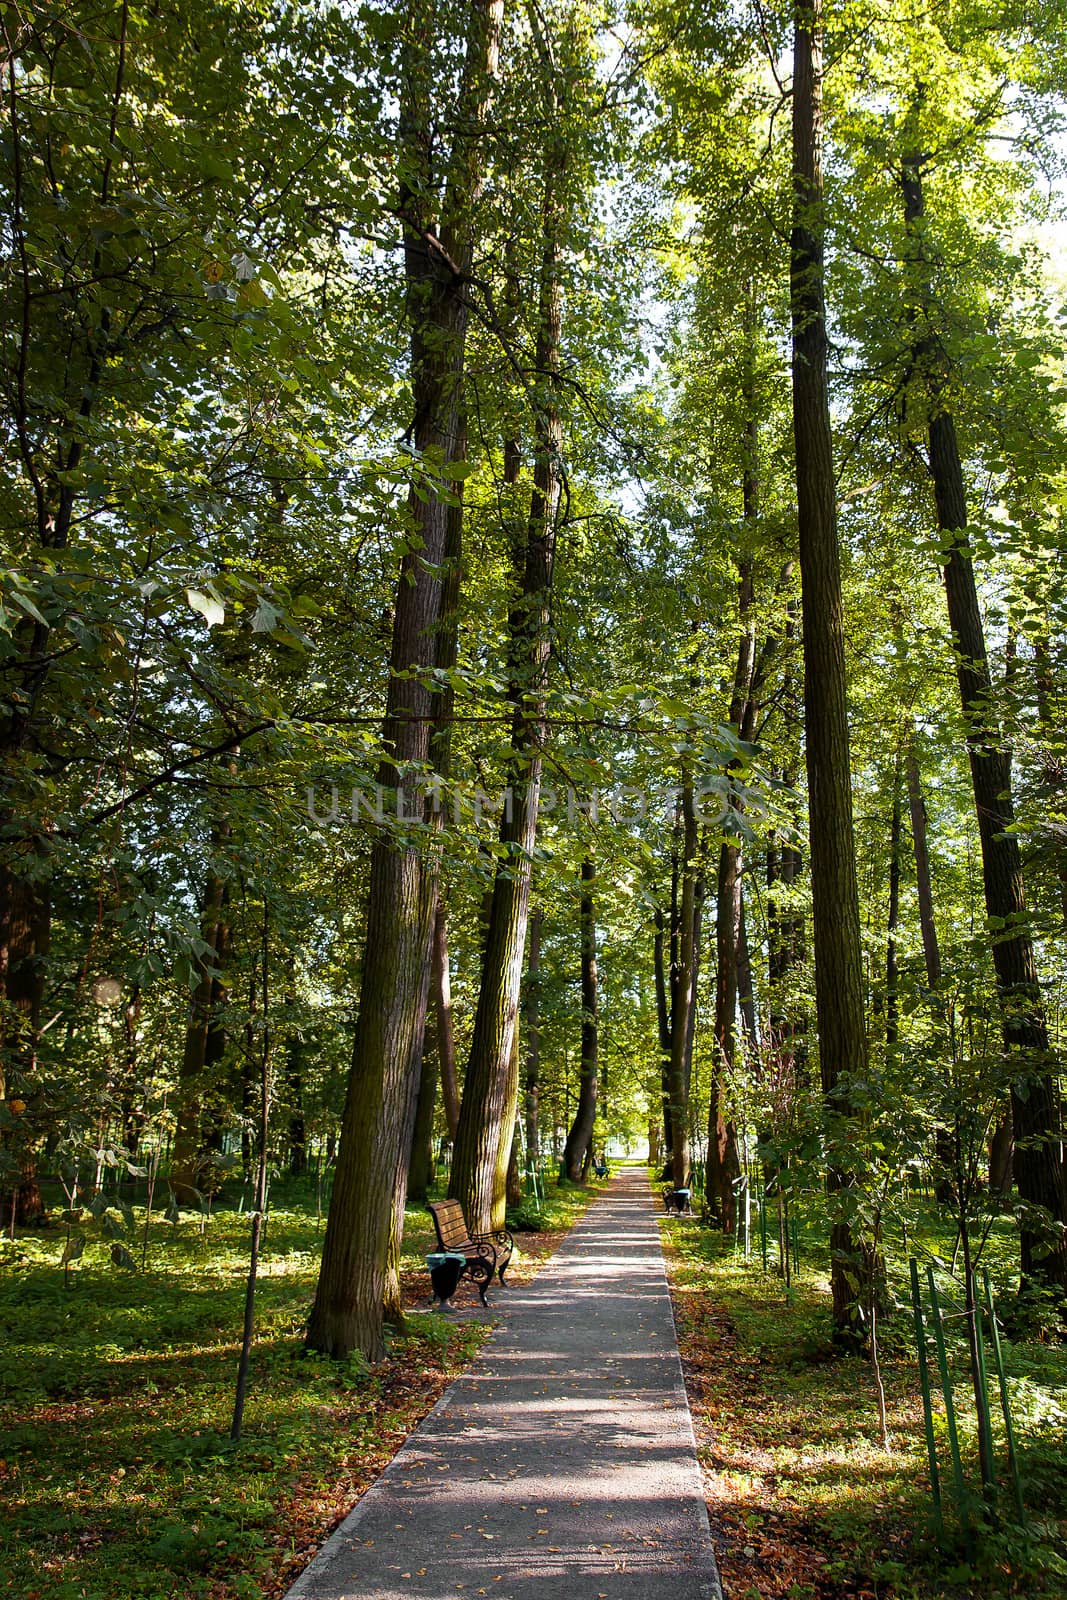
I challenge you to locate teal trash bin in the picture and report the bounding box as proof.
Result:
[426,1251,465,1305]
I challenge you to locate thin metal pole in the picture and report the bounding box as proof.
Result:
[983,1269,1026,1527]
[927,1265,972,1554]
[969,1267,996,1498]
[909,1258,944,1543]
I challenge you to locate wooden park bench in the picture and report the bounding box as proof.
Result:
[427,1199,514,1307]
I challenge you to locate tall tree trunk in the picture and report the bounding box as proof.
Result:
[494,1023,523,1215]
[121,984,143,1157]
[901,142,1067,1294]
[407,1022,438,1203]
[0,865,50,1222]
[905,741,942,990]
[706,362,763,1226]
[885,752,902,1047]
[431,906,460,1141]
[306,0,503,1360]
[736,891,758,1050]
[653,906,674,1162]
[669,774,698,1190]
[766,594,805,1075]
[450,92,564,1235]
[523,905,542,1175]
[564,858,599,1180]
[283,971,307,1178]
[425,405,466,1147]
[506,1123,522,1209]
[171,873,229,1205]
[791,0,869,1341]
[708,831,743,1228]
[0,8,131,1155]
[1034,636,1067,933]
[904,739,955,1201]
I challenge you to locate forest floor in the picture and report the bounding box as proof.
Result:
[0,1176,596,1600]
[661,1212,1067,1600]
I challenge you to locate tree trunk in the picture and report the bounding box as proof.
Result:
[0,865,50,1223]
[904,736,954,1199]
[407,1021,438,1203]
[0,11,132,1165]
[426,405,466,1146]
[669,775,698,1190]
[653,906,674,1163]
[450,95,564,1235]
[791,0,869,1341]
[901,143,1067,1294]
[306,0,503,1360]
[121,985,143,1157]
[990,1114,1014,1199]
[523,905,542,1176]
[736,891,758,1052]
[286,1045,307,1180]
[430,905,460,1141]
[708,833,743,1229]
[171,872,229,1205]
[282,967,307,1178]
[905,741,942,990]
[1034,636,1067,933]
[707,391,762,1226]
[564,858,599,1180]
[506,1124,522,1209]
[885,753,902,1047]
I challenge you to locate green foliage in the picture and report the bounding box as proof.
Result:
[0,1200,486,1600]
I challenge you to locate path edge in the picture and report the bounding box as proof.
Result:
[283,1187,605,1599]
[654,1190,725,1600]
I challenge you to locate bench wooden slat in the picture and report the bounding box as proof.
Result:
[427,1200,514,1306]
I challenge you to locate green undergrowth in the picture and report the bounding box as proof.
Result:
[0,1197,492,1600]
[663,1216,1067,1600]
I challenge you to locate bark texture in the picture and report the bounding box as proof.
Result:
[791,0,869,1339]
[171,873,230,1205]
[668,776,698,1190]
[563,858,599,1180]
[523,905,542,1174]
[901,144,1066,1292]
[449,75,564,1235]
[306,0,502,1359]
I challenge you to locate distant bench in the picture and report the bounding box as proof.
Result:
[663,1187,692,1215]
[427,1199,514,1307]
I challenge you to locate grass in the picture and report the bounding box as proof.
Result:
[0,1175,596,1600]
[661,1209,1067,1600]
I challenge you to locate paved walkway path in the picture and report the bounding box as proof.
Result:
[287,1167,721,1600]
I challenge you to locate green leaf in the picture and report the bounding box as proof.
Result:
[252,597,280,634]
[10,590,48,626]
[186,588,225,628]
